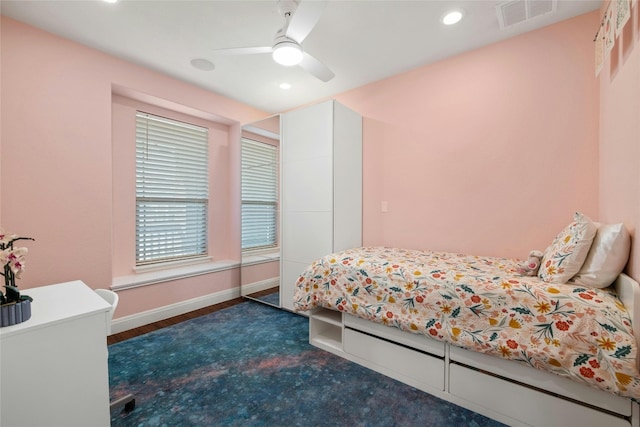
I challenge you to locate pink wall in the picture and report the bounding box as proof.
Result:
[599,2,640,280]
[336,12,600,259]
[4,8,634,321]
[1,17,267,317]
[240,261,279,287]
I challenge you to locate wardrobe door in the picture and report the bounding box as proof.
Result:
[280,100,362,312]
[281,101,333,311]
[240,115,281,307]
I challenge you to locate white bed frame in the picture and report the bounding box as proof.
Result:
[307,273,640,427]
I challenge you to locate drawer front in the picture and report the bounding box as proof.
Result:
[344,314,445,356]
[450,364,630,427]
[344,328,444,391]
[449,345,631,416]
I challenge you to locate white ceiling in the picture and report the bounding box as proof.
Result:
[1,0,600,114]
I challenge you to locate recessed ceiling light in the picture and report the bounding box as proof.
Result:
[103,0,118,3]
[280,83,292,90]
[442,10,463,25]
[190,58,215,71]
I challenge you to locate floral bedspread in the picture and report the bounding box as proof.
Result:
[293,247,640,400]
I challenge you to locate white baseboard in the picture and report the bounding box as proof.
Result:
[241,277,279,296]
[110,287,241,335]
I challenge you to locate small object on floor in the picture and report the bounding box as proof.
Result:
[110,393,135,414]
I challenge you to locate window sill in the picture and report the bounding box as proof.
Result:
[112,259,240,291]
[242,251,280,267]
[242,247,279,257]
[133,256,213,273]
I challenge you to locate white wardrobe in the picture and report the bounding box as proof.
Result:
[280,100,362,311]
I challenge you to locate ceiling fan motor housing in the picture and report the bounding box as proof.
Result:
[277,0,298,18]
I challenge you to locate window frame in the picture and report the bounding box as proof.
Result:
[135,111,210,266]
[241,136,279,253]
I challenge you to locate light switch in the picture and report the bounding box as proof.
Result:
[381,201,388,212]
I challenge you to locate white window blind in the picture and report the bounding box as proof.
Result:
[136,112,209,265]
[241,138,278,251]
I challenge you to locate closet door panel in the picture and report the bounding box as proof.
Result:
[281,102,333,162]
[281,156,332,212]
[281,211,333,263]
[280,209,332,312]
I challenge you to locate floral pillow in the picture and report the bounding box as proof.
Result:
[538,212,597,284]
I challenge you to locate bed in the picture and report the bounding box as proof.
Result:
[293,214,639,427]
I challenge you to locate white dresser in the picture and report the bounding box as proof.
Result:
[0,280,111,427]
[280,100,362,311]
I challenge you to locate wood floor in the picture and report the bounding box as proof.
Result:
[107,287,282,345]
[107,297,244,345]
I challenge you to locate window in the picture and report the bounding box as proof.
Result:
[135,112,209,265]
[241,138,278,251]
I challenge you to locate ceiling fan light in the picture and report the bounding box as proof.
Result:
[272,41,303,66]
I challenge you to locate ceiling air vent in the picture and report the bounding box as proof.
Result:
[496,0,557,29]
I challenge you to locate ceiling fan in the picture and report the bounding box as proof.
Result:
[217,0,335,82]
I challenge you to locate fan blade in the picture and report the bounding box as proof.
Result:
[286,0,328,43]
[215,46,273,56]
[299,52,334,82]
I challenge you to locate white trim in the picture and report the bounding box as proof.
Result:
[242,277,279,296]
[133,256,213,273]
[243,124,280,140]
[112,259,239,291]
[110,286,240,334]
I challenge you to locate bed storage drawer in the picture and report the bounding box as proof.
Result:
[449,345,631,416]
[343,328,445,392]
[449,364,631,427]
[344,314,445,356]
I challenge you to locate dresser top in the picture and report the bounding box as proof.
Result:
[0,280,111,338]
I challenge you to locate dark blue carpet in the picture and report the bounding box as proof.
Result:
[109,301,506,426]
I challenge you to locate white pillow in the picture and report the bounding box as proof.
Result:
[570,222,630,288]
[538,212,597,284]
